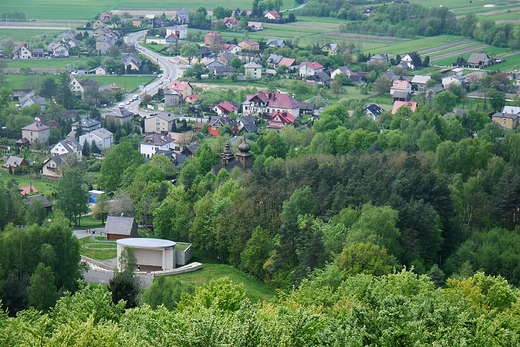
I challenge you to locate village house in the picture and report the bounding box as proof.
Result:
[205,31,223,46]
[236,116,258,133]
[91,66,108,75]
[467,53,491,68]
[79,128,113,151]
[247,22,264,31]
[42,154,66,178]
[265,10,281,20]
[2,155,28,170]
[365,104,385,120]
[400,52,420,69]
[104,108,133,125]
[51,137,82,161]
[19,95,46,111]
[164,89,180,106]
[100,12,112,23]
[223,17,240,29]
[71,118,101,133]
[369,54,389,64]
[321,43,342,56]
[167,80,193,101]
[242,91,300,118]
[12,43,32,60]
[238,39,260,51]
[208,115,238,136]
[166,25,188,39]
[277,57,297,70]
[222,43,242,54]
[267,111,296,130]
[442,75,466,89]
[299,62,324,78]
[244,62,262,79]
[411,75,431,90]
[267,39,285,49]
[214,101,239,116]
[491,112,519,129]
[144,113,176,133]
[140,133,175,158]
[390,80,412,95]
[121,53,142,70]
[21,122,50,143]
[132,16,143,27]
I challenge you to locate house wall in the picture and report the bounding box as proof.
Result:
[117,244,175,271]
[492,116,517,129]
[42,160,61,178]
[22,128,50,143]
[144,117,173,133]
[245,67,261,79]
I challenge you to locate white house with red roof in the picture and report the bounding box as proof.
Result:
[267,111,296,130]
[221,43,242,54]
[265,10,281,20]
[223,17,240,29]
[214,101,239,116]
[390,80,412,96]
[242,91,300,118]
[299,62,324,77]
[167,80,193,100]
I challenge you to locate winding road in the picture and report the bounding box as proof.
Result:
[123,30,184,114]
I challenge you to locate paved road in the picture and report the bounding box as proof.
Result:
[124,30,183,114]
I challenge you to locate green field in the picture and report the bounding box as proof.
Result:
[5,57,91,69]
[0,169,58,195]
[0,29,63,42]
[175,263,276,302]
[79,235,117,260]
[76,75,156,92]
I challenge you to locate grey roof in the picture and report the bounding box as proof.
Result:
[91,128,113,139]
[22,122,50,131]
[467,53,489,65]
[155,112,176,122]
[55,137,82,153]
[244,62,262,68]
[182,143,201,156]
[105,216,137,236]
[214,66,235,75]
[266,39,285,47]
[155,150,187,167]
[23,194,53,208]
[72,118,101,129]
[237,116,258,132]
[4,155,25,167]
[393,90,410,99]
[141,133,174,146]
[117,237,175,248]
[267,54,283,65]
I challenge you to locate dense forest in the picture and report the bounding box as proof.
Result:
[3,270,520,346]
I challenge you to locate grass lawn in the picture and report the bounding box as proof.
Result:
[175,262,276,302]
[72,214,105,231]
[76,75,156,92]
[0,170,58,196]
[0,29,63,43]
[78,235,117,260]
[5,57,91,69]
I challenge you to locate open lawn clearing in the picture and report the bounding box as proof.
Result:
[0,170,58,196]
[174,263,276,302]
[76,75,155,92]
[430,44,490,62]
[484,53,520,71]
[72,214,105,231]
[2,74,39,90]
[5,57,91,69]
[79,236,117,260]
[0,29,62,43]
[425,42,486,58]
[418,40,473,55]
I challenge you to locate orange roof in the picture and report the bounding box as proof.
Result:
[392,101,417,114]
[391,80,410,90]
[19,185,38,196]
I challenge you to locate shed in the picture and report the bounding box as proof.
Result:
[104,216,138,240]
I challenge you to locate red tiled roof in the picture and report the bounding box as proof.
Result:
[266,10,281,19]
[19,186,38,196]
[186,94,201,103]
[223,17,240,25]
[217,101,238,113]
[246,91,300,109]
[205,31,222,37]
[299,62,324,70]
[391,80,410,90]
[278,57,296,67]
[392,101,417,114]
[168,80,190,91]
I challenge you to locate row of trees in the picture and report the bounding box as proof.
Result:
[3,270,520,346]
